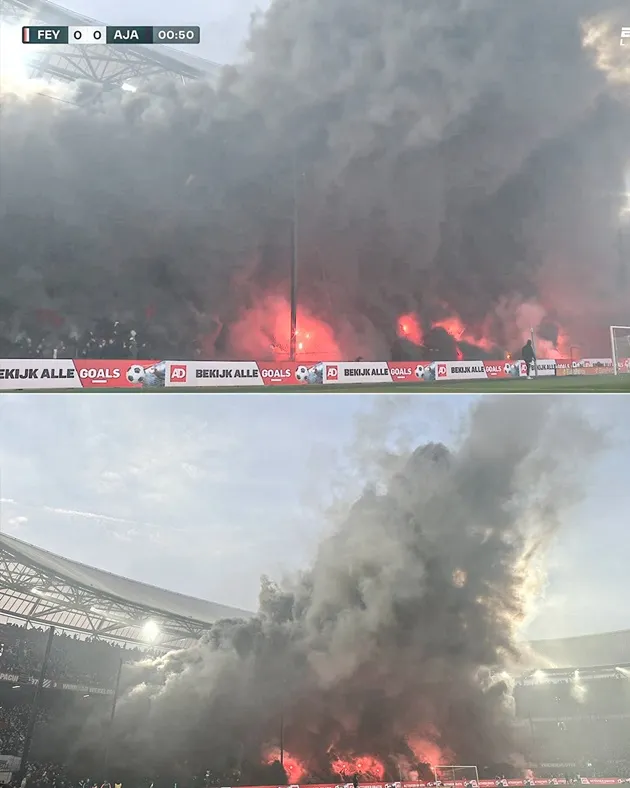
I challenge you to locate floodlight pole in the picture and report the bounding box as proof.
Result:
[18,626,55,781]
[289,151,299,362]
[279,711,284,766]
[103,657,123,779]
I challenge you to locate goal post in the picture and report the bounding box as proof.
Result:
[433,765,480,787]
[610,326,630,374]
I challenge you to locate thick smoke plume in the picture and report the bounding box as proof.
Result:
[94,396,602,778]
[0,0,629,359]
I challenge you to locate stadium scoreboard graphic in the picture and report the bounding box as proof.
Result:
[21,25,201,45]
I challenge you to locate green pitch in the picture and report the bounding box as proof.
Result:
[51,373,628,393]
[312,374,630,393]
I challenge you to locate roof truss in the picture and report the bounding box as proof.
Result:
[0,544,210,649]
[1,0,219,87]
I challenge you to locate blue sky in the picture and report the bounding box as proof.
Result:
[0,393,628,641]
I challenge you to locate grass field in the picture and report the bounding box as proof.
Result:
[26,373,629,394]
[159,375,629,393]
[275,374,629,393]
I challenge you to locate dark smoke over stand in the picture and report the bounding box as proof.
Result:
[0,0,629,359]
[74,396,602,780]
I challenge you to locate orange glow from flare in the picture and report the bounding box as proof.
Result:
[397,312,498,356]
[534,327,572,359]
[330,756,385,780]
[264,748,307,782]
[229,294,341,361]
[433,316,495,353]
[408,736,452,768]
[397,313,424,345]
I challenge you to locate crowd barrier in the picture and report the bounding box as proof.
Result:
[0,357,627,390]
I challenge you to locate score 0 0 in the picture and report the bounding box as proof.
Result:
[68,26,107,43]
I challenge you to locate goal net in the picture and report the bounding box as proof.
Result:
[610,326,630,374]
[433,765,480,787]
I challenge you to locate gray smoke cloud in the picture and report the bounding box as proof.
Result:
[0,0,629,358]
[91,395,603,777]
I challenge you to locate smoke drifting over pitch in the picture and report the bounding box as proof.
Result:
[100,397,602,776]
[0,0,629,358]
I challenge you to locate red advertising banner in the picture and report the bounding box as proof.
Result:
[235,780,627,788]
[0,356,622,390]
[483,360,527,378]
[72,359,162,388]
[387,363,427,382]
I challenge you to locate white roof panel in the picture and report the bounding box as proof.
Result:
[0,533,252,625]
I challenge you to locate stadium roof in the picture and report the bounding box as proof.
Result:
[529,629,630,669]
[1,0,222,87]
[0,533,253,648]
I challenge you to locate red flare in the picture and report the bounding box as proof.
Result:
[408,735,453,768]
[331,755,385,780]
[433,315,495,352]
[397,313,423,345]
[230,294,341,361]
[264,748,307,782]
[534,327,572,359]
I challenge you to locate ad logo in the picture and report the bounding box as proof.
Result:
[436,363,447,378]
[326,364,338,379]
[170,364,187,383]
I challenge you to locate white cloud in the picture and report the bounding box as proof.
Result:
[0,394,628,628]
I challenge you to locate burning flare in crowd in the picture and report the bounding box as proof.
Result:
[0,1,628,358]
[95,397,603,780]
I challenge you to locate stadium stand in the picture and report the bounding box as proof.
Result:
[0,622,145,685]
[515,665,630,777]
[0,534,628,784]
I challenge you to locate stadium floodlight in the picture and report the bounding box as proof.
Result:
[142,619,160,642]
[532,669,547,683]
[121,82,137,92]
[610,326,630,374]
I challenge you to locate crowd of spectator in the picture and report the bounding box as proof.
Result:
[515,676,630,718]
[0,623,152,688]
[515,674,630,775]
[0,319,153,361]
[0,705,49,756]
[529,718,630,772]
[0,314,214,362]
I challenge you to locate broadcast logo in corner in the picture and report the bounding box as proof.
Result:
[622,27,630,46]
